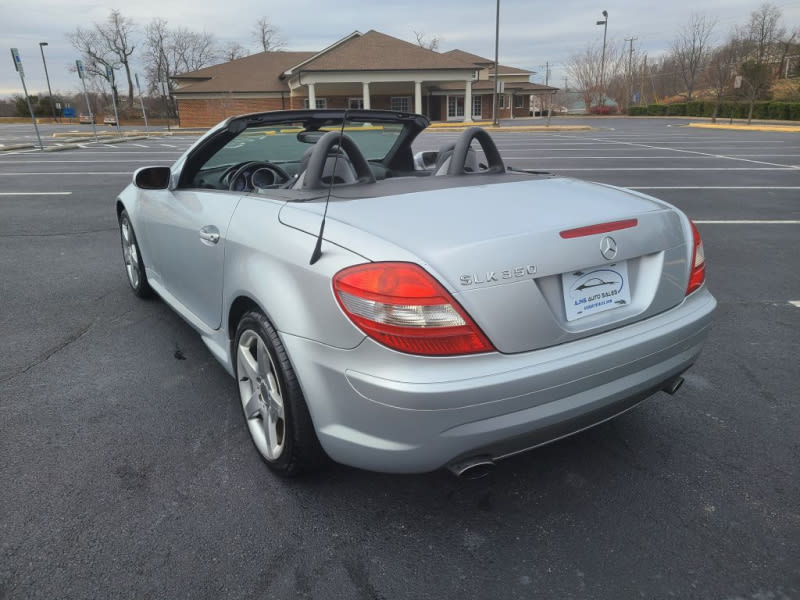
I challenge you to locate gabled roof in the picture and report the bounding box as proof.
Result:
[442,49,495,66]
[442,49,533,75]
[172,51,316,94]
[290,30,476,72]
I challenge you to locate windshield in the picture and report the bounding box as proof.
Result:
[179,110,429,191]
[203,121,406,170]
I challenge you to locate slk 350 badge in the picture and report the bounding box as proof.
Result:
[460,264,537,286]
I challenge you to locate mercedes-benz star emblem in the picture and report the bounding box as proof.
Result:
[600,236,618,260]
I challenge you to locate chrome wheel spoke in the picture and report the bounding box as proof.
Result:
[237,340,259,384]
[256,339,270,381]
[265,414,281,459]
[243,391,262,420]
[266,372,284,418]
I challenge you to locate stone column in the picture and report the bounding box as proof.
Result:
[414,81,422,114]
[362,82,371,109]
[464,79,473,122]
[308,83,316,109]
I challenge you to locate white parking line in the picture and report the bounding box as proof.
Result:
[631,186,800,190]
[0,172,130,176]
[694,220,800,224]
[0,192,72,196]
[548,167,796,171]
[0,159,175,164]
[504,155,800,160]
[590,137,800,169]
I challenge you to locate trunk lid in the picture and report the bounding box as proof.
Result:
[280,177,692,353]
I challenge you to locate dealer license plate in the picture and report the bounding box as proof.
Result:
[561,261,631,322]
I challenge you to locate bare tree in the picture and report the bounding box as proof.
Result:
[566,42,604,110]
[736,2,786,122]
[776,27,799,78]
[703,39,740,121]
[221,41,248,62]
[252,18,284,52]
[566,41,623,111]
[143,19,218,116]
[671,13,716,100]
[414,31,441,52]
[68,9,136,105]
[173,28,216,72]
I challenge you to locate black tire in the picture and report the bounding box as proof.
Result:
[234,310,327,476]
[118,209,153,298]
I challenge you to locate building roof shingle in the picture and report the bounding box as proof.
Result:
[291,30,476,72]
[173,51,316,94]
[442,49,533,75]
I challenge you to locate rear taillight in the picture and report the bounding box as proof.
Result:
[333,262,495,356]
[686,220,706,295]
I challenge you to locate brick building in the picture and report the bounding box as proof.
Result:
[172,30,557,128]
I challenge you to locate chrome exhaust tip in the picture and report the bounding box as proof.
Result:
[662,376,685,396]
[447,456,495,479]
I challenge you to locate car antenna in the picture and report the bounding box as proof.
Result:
[309,110,348,265]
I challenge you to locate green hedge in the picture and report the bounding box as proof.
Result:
[628,100,800,120]
[666,103,687,116]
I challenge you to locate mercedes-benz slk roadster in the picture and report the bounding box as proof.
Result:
[116,110,715,477]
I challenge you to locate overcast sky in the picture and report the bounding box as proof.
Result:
[3,0,799,98]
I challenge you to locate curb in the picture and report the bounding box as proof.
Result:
[687,122,800,133]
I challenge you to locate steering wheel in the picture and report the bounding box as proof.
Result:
[298,131,376,190]
[226,161,290,191]
[447,127,506,175]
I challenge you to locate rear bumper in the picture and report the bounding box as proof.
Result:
[282,287,716,473]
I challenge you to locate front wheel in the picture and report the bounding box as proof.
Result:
[234,310,326,476]
[119,209,152,298]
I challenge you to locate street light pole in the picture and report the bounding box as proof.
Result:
[596,10,608,107]
[39,42,57,122]
[492,0,500,127]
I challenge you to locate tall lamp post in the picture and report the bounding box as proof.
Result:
[492,0,500,126]
[38,42,57,122]
[596,10,608,107]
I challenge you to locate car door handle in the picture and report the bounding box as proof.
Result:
[199,225,220,245]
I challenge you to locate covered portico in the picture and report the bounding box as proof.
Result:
[285,69,477,120]
[280,30,479,121]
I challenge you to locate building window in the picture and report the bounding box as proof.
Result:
[472,95,482,118]
[348,98,364,109]
[303,98,327,109]
[447,96,465,118]
[514,94,525,109]
[497,94,506,109]
[390,96,411,112]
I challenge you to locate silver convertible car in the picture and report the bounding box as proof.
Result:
[116,109,716,477]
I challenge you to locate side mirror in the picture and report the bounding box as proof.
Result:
[133,166,171,190]
[413,150,439,171]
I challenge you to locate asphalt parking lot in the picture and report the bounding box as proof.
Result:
[1,117,798,599]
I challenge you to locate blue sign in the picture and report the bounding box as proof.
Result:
[63,107,76,118]
[10,47,24,76]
